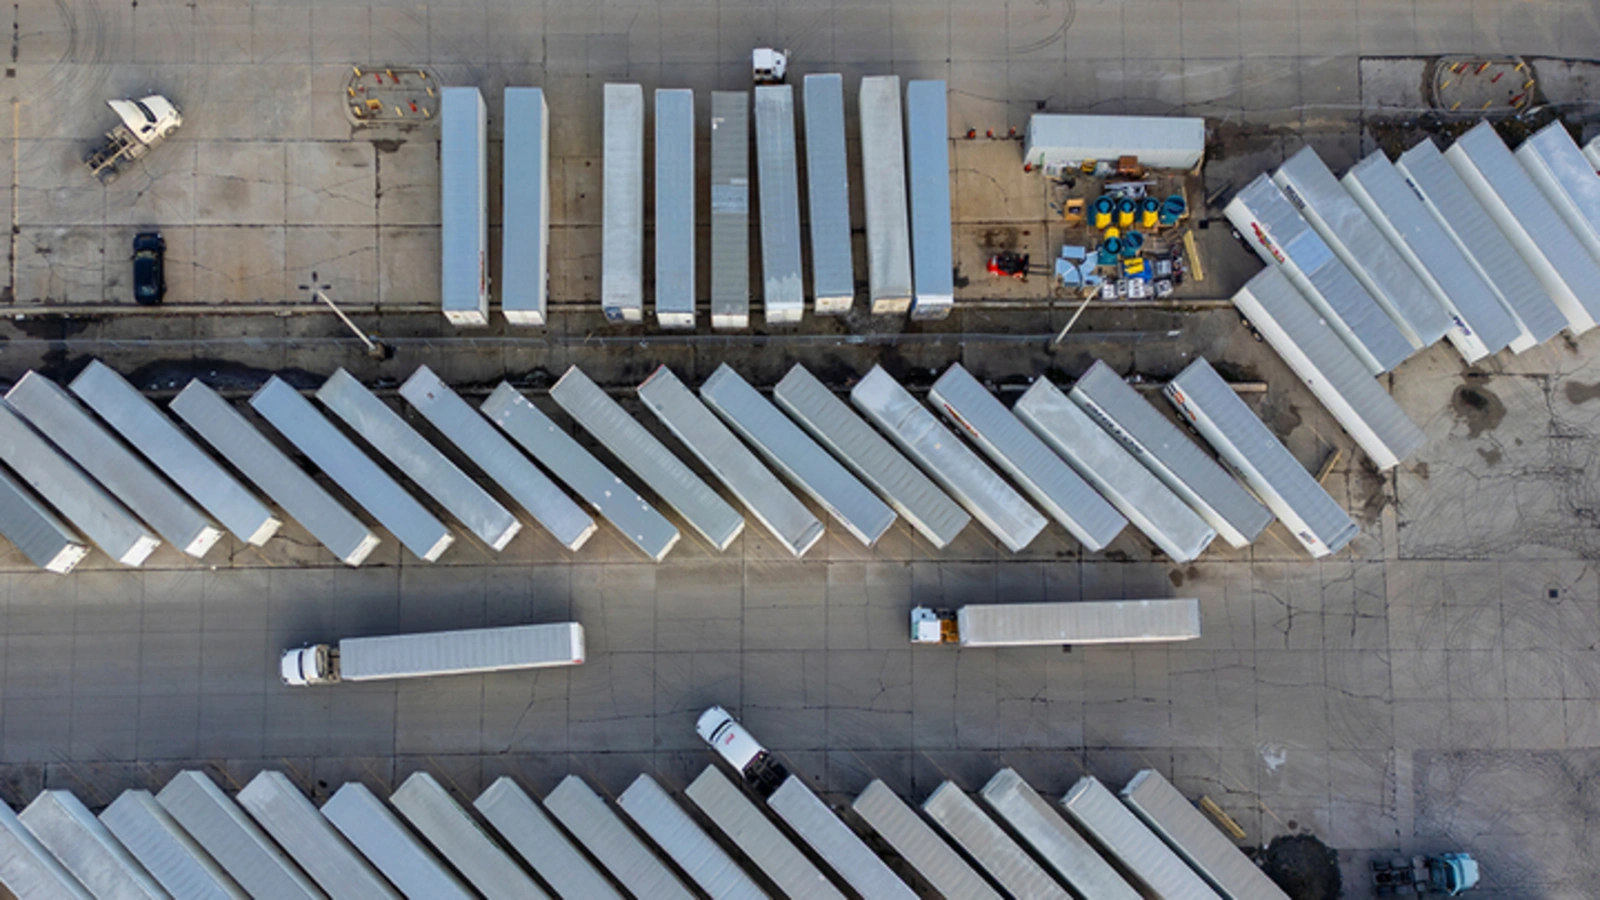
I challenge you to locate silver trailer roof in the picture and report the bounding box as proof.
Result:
[1122,770,1290,900]
[618,775,767,900]
[8,371,221,558]
[802,74,854,314]
[956,599,1201,647]
[928,363,1125,552]
[1014,377,1214,562]
[766,776,917,900]
[1069,361,1272,549]
[1586,135,1600,169]
[1393,139,1567,349]
[921,781,1070,900]
[1166,358,1358,557]
[501,87,550,326]
[339,622,584,681]
[71,360,280,546]
[0,400,158,567]
[979,769,1141,900]
[320,783,472,900]
[639,366,822,557]
[859,76,914,315]
[1024,113,1205,170]
[1516,121,1600,263]
[852,780,1001,900]
[480,381,673,560]
[0,464,87,573]
[20,790,166,900]
[602,83,644,323]
[655,89,697,329]
[543,776,695,900]
[1223,175,1411,374]
[237,772,399,900]
[1060,776,1221,900]
[440,86,488,327]
[1228,266,1425,472]
[250,376,453,562]
[550,366,743,551]
[701,363,895,547]
[755,85,805,324]
[773,364,969,549]
[317,369,521,552]
[1341,150,1524,360]
[0,799,92,900]
[401,369,599,553]
[1272,146,1450,347]
[710,91,751,330]
[685,767,845,900]
[171,380,379,566]
[474,778,623,900]
[906,80,954,321]
[390,773,548,900]
[1446,122,1600,333]
[155,771,323,900]
[851,365,1046,552]
[101,790,247,900]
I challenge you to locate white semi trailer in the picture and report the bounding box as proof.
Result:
[912,600,1202,647]
[281,622,585,686]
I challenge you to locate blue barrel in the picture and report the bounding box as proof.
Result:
[1122,231,1144,258]
[1160,193,1186,226]
[1099,237,1123,266]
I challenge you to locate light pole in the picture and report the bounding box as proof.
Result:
[299,273,391,360]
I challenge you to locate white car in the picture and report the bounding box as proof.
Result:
[697,706,789,796]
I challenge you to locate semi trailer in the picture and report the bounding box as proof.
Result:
[281,622,585,686]
[912,600,1202,647]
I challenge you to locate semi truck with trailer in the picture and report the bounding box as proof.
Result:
[281,622,585,686]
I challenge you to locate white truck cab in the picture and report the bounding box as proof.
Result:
[279,644,337,686]
[697,706,788,797]
[752,48,788,84]
[108,96,183,143]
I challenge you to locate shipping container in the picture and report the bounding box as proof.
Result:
[772,364,969,549]
[549,366,743,551]
[1272,146,1451,348]
[686,767,844,900]
[1227,266,1425,472]
[401,368,599,553]
[766,776,917,900]
[479,381,674,560]
[317,368,521,551]
[921,781,1070,900]
[1341,150,1524,361]
[618,775,767,900]
[851,365,1046,552]
[155,771,322,900]
[655,89,697,329]
[1165,358,1359,557]
[906,80,953,321]
[1223,176,1412,374]
[101,790,247,900]
[701,363,895,547]
[852,780,1001,900]
[321,783,473,900]
[755,85,805,324]
[171,380,379,566]
[7,371,221,558]
[639,366,822,557]
[236,772,399,900]
[1121,770,1290,900]
[441,86,489,326]
[1392,139,1567,350]
[0,799,92,900]
[1516,121,1600,263]
[602,83,645,323]
[802,75,854,315]
[711,92,751,330]
[1442,124,1600,333]
[474,778,623,900]
[250,376,453,562]
[859,76,914,314]
[928,364,1126,552]
[979,769,1141,900]
[1024,114,1205,172]
[1069,361,1272,549]
[390,772,549,900]
[70,360,280,546]
[543,776,695,900]
[502,87,550,326]
[918,599,1202,647]
[19,790,166,900]
[0,465,87,573]
[1060,776,1221,900]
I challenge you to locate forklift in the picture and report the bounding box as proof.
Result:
[1372,853,1480,896]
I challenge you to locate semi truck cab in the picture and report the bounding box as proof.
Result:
[696,706,788,797]
[280,644,338,686]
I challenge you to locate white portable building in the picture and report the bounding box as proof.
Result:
[1024,113,1205,172]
